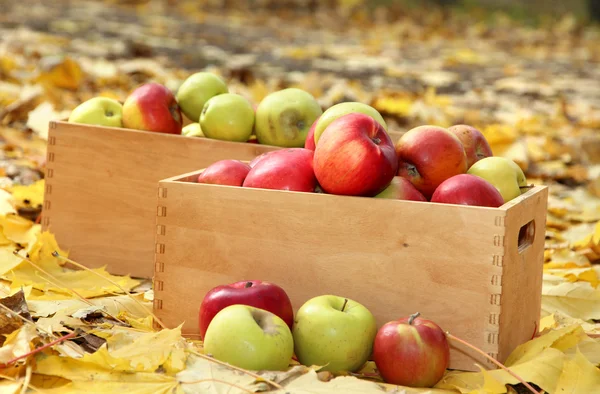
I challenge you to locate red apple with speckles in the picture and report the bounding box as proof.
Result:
[197,160,251,186]
[374,176,427,201]
[448,124,493,168]
[395,125,468,199]
[198,280,294,340]
[304,116,320,151]
[430,173,504,207]
[243,148,317,192]
[373,312,450,388]
[122,83,183,134]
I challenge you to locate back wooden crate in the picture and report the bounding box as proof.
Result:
[41,121,281,277]
[153,169,548,372]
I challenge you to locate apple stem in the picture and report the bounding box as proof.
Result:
[341,298,348,312]
[408,312,420,325]
[245,281,253,288]
[445,332,542,394]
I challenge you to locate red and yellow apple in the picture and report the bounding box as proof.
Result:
[196,160,251,187]
[430,173,505,207]
[448,124,493,168]
[374,176,427,201]
[243,148,317,192]
[304,116,320,151]
[122,83,183,134]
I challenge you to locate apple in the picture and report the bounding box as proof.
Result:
[248,151,272,168]
[467,156,528,203]
[292,295,377,373]
[374,176,427,201]
[254,88,323,147]
[395,125,468,199]
[203,304,294,371]
[200,93,255,142]
[176,72,228,122]
[313,102,388,146]
[196,160,251,187]
[122,83,183,134]
[304,116,320,151]
[243,148,317,192]
[182,123,204,138]
[448,124,493,168]
[68,97,124,128]
[198,280,294,340]
[372,312,450,387]
[430,173,505,207]
[313,113,398,197]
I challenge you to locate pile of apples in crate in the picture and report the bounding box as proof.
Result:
[199,280,449,388]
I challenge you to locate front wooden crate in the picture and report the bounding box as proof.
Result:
[153,169,548,372]
[41,121,282,278]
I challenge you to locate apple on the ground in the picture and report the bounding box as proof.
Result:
[198,280,294,339]
[200,93,255,142]
[304,116,320,151]
[254,88,323,147]
[176,72,228,122]
[467,156,527,203]
[430,173,505,207]
[203,304,294,371]
[313,102,388,146]
[243,148,318,192]
[122,83,183,134]
[182,123,204,138]
[395,125,468,199]
[68,97,124,128]
[292,294,377,372]
[314,113,398,197]
[372,312,450,387]
[448,124,493,168]
[374,176,427,201]
[196,160,251,187]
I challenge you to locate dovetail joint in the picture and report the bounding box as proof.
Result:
[494,216,505,227]
[157,206,167,217]
[489,313,499,325]
[492,254,504,266]
[43,201,51,210]
[158,187,167,199]
[154,299,163,310]
[490,294,501,305]
[49,121,57,130]
[491,274,502,286]
[486,332,499,345]
[46,169,54,178]
[155,261,165,272]
[42,217,50,227]
[493,235,505,247]
[486,352,498,362]
[156,224,166,235]
[48,136,56,145]
[47,152,55,162]
[155,280,164,291]
[45,184,52,195]
[156,243,165,254]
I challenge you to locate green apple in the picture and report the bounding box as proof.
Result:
[313,102,388,146]
[467,156,528,203]
[203,304,294,371]
[292,295,377,372]
[200,93,255,142]
[254,88,323,147]
[176,72,228,122]
[68,97,123,128]
[182,123,204,138]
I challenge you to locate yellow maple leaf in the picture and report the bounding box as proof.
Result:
[0,324,37,364]
[542,282,600,321]
[7,179,45,211]
[36,55,84,91]
[554,348,600,393]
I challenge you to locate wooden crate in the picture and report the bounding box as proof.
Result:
[153,169,548,371]
[41,121,282,278]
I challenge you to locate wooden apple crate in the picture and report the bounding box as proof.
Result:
[152,168,548,372]
[41,121,283,278]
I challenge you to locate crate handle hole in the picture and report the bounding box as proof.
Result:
[518,220,535,253]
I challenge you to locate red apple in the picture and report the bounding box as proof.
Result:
[448,124,493,168]
[243,148,317,192]
[374,176,427,201]
[373,312,450,388]
[304,116,320,151]
[430,173,504,207]
[197,160,251,186]
[395,125,468,199]
[313,113,398,197]
[248,151,272,168]
[122,83,183,134]
[198,280,294,340]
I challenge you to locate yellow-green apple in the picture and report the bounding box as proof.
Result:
[292,295,377,372]
[372,312,450,387]
[198,280,294,340]
[313,102,387,146]
[203,304,294,371]
[304,116,320,151]
[122,83,183,134]
[200,93,255,142]
[182,123,204,137]
[313,113,398,197]
[196,160,251,187]
[254,88,323,147]
[68,97,123,128]
[395,125,467,199]
[430,173,504,207]
[176,72,228,122]
[374,176,427,201]
[448,124,493,168]
[243,148,317,192]
[467,156,527,203]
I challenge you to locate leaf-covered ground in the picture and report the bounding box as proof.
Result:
[1,0,600,392]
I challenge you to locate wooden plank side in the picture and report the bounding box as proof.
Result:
[153,180,509,371]
[42,121,280,277]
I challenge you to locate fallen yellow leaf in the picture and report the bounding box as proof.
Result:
[554,348,600,393]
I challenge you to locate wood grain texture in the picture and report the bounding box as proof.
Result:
[42,121,281,277]
[153,169,548,372]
